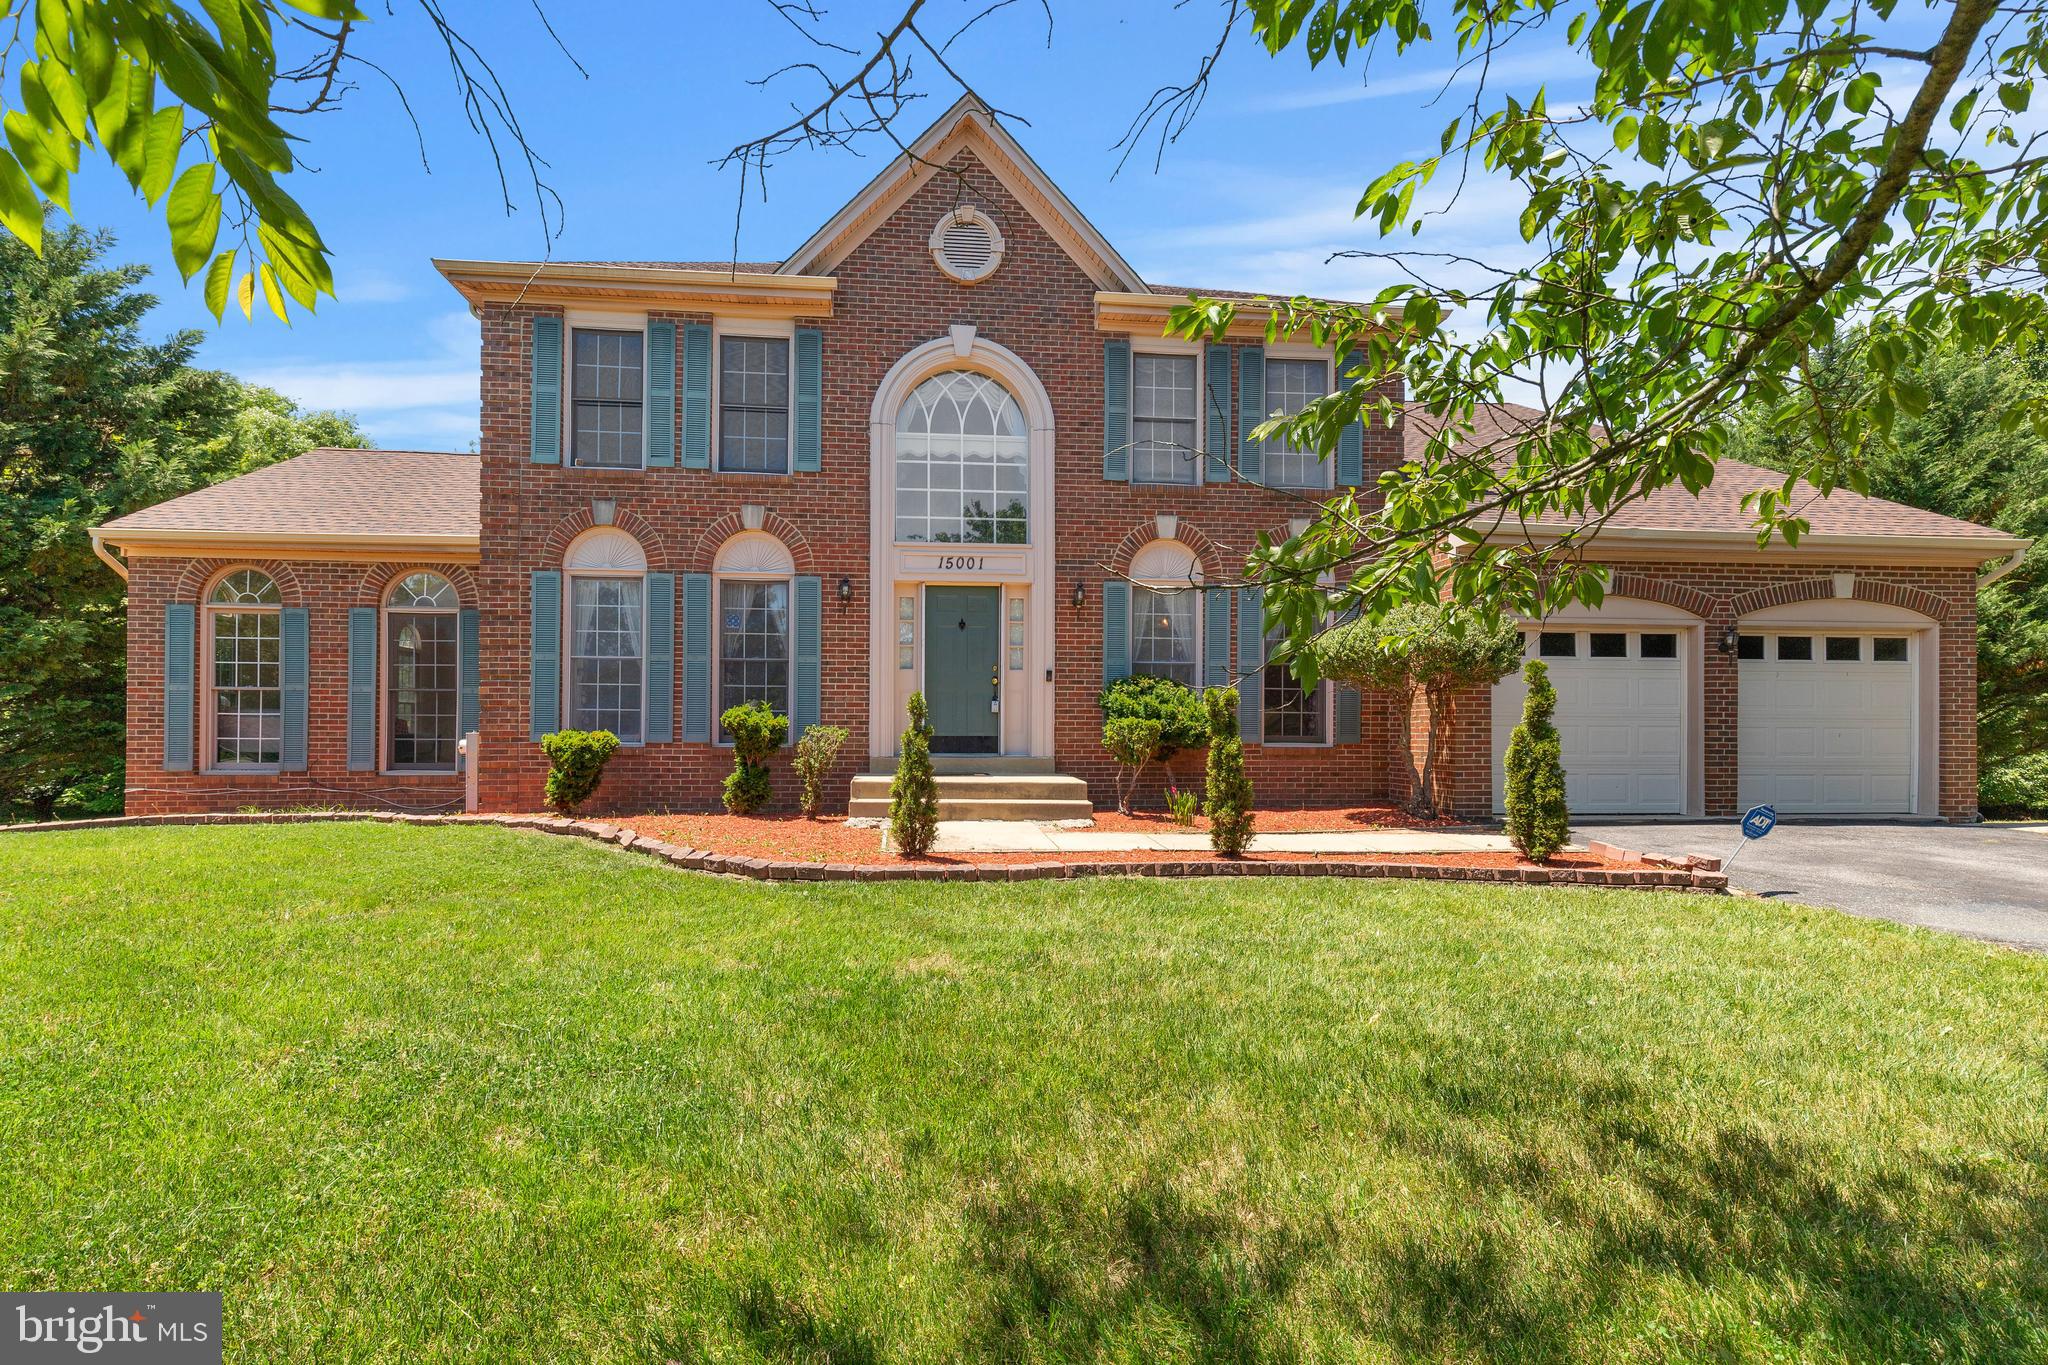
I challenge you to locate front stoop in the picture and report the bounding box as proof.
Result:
[847,772,1093,822]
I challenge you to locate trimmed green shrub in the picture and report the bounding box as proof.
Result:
[791,723,850,818]
[889,692,939,857]
[539,729,619,814]
[720,702,788,815]
[1503,658,1570,861]
[1103,716,1164,816]
[1981,751,2048,819]
[1099,675,1208,759]
[1201,687,1255,856]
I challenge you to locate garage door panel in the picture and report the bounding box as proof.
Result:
[1493,628,1689,816]
[1738,640,1915,815]
[1637,676,1683,709]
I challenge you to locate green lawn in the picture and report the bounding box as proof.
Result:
[1,825,2044,1363]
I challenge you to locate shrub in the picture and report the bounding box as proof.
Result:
[888,692,939,857]
[1201,687,1255,856]
[1099,675,1208,759]
[1102,716,1164,816]
[791,723,850,818]
[1165,784,1199,826]
[1981,751,2048,819]
[1318,603,1522,817]
[539,729,619,814]
[1503,659,1570,861]
[720,702,788,815]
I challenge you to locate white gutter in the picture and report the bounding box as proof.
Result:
[1979,540,2032,586]
[1490,521,2031,559]
[88,529,127,582]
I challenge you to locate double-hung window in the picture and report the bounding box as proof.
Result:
[718,335,791,473]
[386,572,460,771]
[1262,357,1329,489]
[1131,586,1199,687]
[1131,352,1199,485]
[1262,622,1326,744]
[716,579,791,738]
[570,328,645,468]
[568,575,644,742]
[207,569,282,768]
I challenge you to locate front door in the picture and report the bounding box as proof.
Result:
[924,585,1001,754]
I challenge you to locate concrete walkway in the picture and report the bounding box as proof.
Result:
[910,820,1523,855]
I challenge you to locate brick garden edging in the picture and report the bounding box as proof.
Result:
[1,811,1730,892]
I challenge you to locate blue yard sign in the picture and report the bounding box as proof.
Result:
[1726,803,1777,871]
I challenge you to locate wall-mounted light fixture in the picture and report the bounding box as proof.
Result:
[1071,582,1086,609]
[837,576,853,605]
[1717,625,1740,655]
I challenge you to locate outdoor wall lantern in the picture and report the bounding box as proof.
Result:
[1071,582,1086,609]
[1717,625,1740,655]
[837,576,853,605]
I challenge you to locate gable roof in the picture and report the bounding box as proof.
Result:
[775,95,1149,292]
[96,448,481,552]
[1407,402,2025,550]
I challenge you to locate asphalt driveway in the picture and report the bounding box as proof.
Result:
[1574,820,2048,950]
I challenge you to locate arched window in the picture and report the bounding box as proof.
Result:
[893,370,1028,544]
[564,529,647,743]
[385,572,460,771]
[1129,540,1202,688]
[207,568,282,768]
[714,532,794,739]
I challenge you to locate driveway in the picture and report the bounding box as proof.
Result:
[1573,821,2048,951]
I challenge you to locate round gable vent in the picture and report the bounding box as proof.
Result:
[930,207,1005,284]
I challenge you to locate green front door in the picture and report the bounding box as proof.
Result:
[924,586,1002,754]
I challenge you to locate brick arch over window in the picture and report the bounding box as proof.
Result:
[175,558,304,604]
[1729,576,1950,622]
[1604,572,1716,619]
[1107,518,1227,581]
[353,562,480,606]
[687,511,818,575]
[537,506,673,571]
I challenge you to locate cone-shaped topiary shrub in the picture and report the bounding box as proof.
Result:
[1503,658,1570,861]
[791,723,850,818]
[719,701,788,814]
[889,692,939,857]
[540,729,619,814]
[1201,687,1255,857]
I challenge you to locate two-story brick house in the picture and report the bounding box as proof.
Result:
[95,98,2028,822]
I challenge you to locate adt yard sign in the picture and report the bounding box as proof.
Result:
[1742,804,1778,840]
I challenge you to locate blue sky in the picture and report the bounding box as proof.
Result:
[62,1,1577,451]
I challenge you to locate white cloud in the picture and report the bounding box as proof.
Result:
[1250,48,1586,112]
[238,309,479,450]
[332,266,413,304]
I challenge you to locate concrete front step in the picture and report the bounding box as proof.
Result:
[866,755,1057,776]
[846,771,1092,822]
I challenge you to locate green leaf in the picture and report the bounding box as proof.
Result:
[258,261,288,322]
[1613,114,1639,151]
[164,161,220,280]
[202,246,236,319]
[4,111,68,208]
[236,268,255,320]
[29,57,88,141]
[138,105,182,204]
[1844,71,1877,115]
[1999,79,2032,113]
[1639,114,1669,165]
[0,150,44,253]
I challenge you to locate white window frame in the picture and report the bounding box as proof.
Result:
[202,566,284,774]
[563,308,650,472]
[712,574,796,746]
[381,571,462,776]
[889,367,1033,548]
[562,571,648,747]
[1128,338,1204,487]
[1261,344,1335,492]
[712,316,796,478]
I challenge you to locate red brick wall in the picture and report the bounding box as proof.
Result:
[124,556,469,815]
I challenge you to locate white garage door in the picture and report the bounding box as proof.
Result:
[1493,628,1687,815]
[1738,632,1915,814]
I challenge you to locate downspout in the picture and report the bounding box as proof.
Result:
[89,530,128,582]
[1979,541,2031,588]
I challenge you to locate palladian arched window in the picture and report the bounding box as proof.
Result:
[893,370,1028,544]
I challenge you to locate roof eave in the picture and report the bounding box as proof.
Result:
[433,259,836,315]
[94,527,482,560]
[1484,523,2029,560]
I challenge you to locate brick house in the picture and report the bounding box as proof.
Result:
[94,99,2028,822]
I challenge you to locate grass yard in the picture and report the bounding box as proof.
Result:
[1,824,2044,1363]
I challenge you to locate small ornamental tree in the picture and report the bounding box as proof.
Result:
[720,702,788,815]
[791,723,850,818]
[1201,687,1255,857]
[1318,603,1522,819]
[1102,716,1164,816]
[1099,676,1208,758]
[1503,659,1570,861]
[888,692,939,857]
[539,730,619,815]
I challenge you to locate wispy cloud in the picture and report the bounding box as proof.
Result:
[239,310,478,451]
[1249,48,1586,112]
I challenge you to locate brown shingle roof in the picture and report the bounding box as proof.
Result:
[98,448,480,542]
[1406,402,2015,542]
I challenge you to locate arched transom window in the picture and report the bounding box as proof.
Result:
[207,569,281,767]
[386,571,460,771]
[1129,540,1202,689]
[894,370,1028,545]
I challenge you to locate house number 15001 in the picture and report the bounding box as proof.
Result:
[935,555,986,571]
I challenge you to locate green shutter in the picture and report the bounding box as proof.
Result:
[681,323,711,469]
[458,607,481,738]
[163,602,194,771]
[794,329,822,473]
[1335,346,1363,487]
[280,607,308,772]
[1102,580,1130,685]
[1204,587,1231,689]
[1204,343,1232,482]
[347,606,377,771]
[645,321,676,467]
[1237,346,1264,485]
[530,316,562,465]
[794,575,821,737]
[682,572,712,741]
[529,572,561,740]
[1102,338,1130,481]
[1237,586,1263,743]
[1334,685,1361,744]
[645,573,675,743]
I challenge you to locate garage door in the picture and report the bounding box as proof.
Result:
[1493,628,1686,815]
[1738,632,1915,814]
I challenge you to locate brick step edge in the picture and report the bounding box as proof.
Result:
[1,811,1729,893]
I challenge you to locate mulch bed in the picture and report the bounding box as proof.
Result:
[1087,803,1468,835]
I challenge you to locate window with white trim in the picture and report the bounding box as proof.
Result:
[893,370,1029,544]
[713,532,796,741]
[1262,621,1326,744]
[1132,587,1198,687]
[386,572,460,772]
[1262,357,1329,489]
[568,576,644,742]
[207,569,282,768]
[1131,352,1199,485]
[718,335,791,473]
[570,328,644,468]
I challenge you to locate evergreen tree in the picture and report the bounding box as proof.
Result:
[888,692,939,857]
[1503,660,1570,861]
[1202,688,1255,857]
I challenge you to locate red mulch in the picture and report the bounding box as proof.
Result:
[1089,803,1466,835]
[612,811,1629,872]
